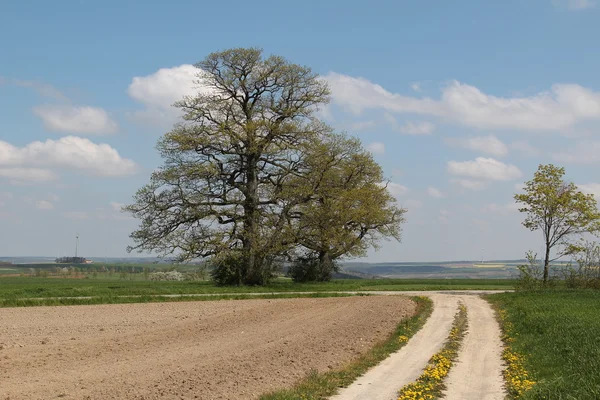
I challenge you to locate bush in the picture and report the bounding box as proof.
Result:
[149,270,185,281]
[288,255,339,283]
[516,251,559,290]
[563,241,600,289]
[210,256,242,286]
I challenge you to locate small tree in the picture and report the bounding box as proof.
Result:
[515,164,600,284]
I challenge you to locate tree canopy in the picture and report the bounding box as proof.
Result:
[126,48,405,285]
[514,164,600,283]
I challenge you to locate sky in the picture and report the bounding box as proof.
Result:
[1,0,600,262]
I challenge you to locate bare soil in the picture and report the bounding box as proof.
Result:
[0,296,415,400]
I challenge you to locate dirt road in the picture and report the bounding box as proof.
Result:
[331,291,506,400]
[0,296,415,400]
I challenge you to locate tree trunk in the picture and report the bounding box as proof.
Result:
[242,154,261,285]
[318,251,333,282]
[543,242,550,285]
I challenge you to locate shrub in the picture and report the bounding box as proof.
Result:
[148,270,185,281]
[288,255,339,283]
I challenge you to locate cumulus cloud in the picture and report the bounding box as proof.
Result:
[447,157,522,181]
[324,72,600,132]
[553,141,600,164]
[33,105,118,135]
[127,64,210,125]
[427,187,445,198]
[447,135,508,157]
[0,136,138,178]
[366,142,385,154]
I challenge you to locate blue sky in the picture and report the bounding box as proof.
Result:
[1,0,600,261]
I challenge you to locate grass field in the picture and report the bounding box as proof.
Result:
[0,277,516,307]
[487,290,600,399]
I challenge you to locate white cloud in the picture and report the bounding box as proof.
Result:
[366,142,385,154]
[35,200,54,210]
[553,141,600,164]
[386,182,410,198]
[0,136,138,177]
[510,140,541,157]
[0,168,58,184]
[324,72,600,132]
[447,135,508,157]
[451,179,488,191]
[427,187,445,198]
[33,105,118,135]
[127,64,209,125]
[398,121,436,135]
[554,0,596,9]
[447,157,522,181]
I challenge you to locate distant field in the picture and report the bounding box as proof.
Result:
[0,277,516,307]
[488,290,600,399]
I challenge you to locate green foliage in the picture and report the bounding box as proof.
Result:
[286,133,405,281]
[488,290,600,399]
[515,164,600,283]
[125,48,404,286]
[288,255,340,283]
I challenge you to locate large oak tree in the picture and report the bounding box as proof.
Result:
[125,48,330,285]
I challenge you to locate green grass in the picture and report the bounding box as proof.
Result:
[259,296,433,400]
[487,290,600,399]
[0,277,515,304]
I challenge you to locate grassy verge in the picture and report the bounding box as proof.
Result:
[0,292,370,308]
[397,302,468,400]
[487,290,600,399]
[259,296,433,400]
[0,277,515,301]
